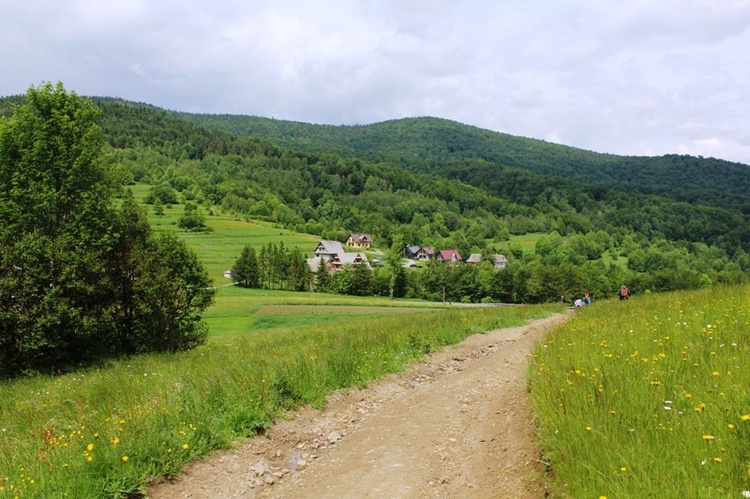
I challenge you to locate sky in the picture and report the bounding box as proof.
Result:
[2,0,750,165]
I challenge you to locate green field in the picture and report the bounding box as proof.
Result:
[529,285,750,497]
[127,183,318,284]
[0,292,559,496]
[203,285,446,337]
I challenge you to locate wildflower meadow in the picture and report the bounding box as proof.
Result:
[530,285,750,498]
[0,295,558,497]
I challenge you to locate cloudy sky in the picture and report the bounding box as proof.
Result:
[2,0,750,164]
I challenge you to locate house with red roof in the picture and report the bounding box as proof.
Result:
[437,249,462,263]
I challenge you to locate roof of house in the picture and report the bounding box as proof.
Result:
[494,254,508,263]
[339,252,369,265]
[307,257,334,273]
[315,240,344,256]
[420,246,435,255]
[348,233,373,243]
[307,257,322,272]
[439,249,462,261]
[467,253,482,264]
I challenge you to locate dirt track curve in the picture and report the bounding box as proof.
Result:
[148,313,569,499]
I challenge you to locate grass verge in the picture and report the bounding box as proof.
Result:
[529,285,750,497]
[0,301,560,497]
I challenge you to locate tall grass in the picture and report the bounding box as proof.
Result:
[0,301,560,497]
[529,285,750,497]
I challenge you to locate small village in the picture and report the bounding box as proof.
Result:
[307,233,507,274]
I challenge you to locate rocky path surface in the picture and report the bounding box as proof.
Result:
[148,313,569,499]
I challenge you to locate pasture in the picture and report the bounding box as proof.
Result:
[529,285,750,497]
[0,295,560,496]
[127,183,318,284]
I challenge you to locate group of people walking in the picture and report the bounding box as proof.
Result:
[571,292,591,309]
[566,285,630,310]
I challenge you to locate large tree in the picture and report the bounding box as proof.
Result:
[0,83,214,378]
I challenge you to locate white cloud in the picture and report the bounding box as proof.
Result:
[1,0,750,164]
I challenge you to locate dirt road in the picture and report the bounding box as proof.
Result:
[148,313,568,498]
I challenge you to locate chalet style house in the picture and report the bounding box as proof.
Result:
[467,253,508,269]
[405,245,435,261]
[313,240,344,260]
[493,254,508,269]
[346,233,373,249]
[404,245,420,259]
[437,249,462,263]
[416,247,435,261]
[308,239,371,273]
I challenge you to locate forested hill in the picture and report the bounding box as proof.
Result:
[3,93,750,299]
[176,113,750,215]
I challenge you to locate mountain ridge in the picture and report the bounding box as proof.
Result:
[174,112,750,214]
[2,92,750,294]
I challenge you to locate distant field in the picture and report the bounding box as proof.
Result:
[492,232,541,256]
[203,285,445,337]
[126,183,318,283]
[255,305,433,314]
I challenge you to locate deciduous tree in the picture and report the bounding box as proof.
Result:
[0,83,214,378]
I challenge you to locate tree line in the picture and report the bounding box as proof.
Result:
[4,89,747,314]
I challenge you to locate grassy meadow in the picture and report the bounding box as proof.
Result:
[126,183,318,284]
[0,298,560,497]
[529,285,750,497]
[0,184,568,497]
[5,185,747,497]
[204,285,447,337]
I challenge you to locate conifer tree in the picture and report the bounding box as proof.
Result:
[231,244,260,288]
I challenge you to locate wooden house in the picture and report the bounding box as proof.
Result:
[346,233,373,249]
[437,249,462,263]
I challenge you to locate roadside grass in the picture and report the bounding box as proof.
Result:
[529,285,750,497]
[0,299,561,497]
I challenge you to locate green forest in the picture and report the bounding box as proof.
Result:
[106,99,750,292]
[0,90,750,362]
